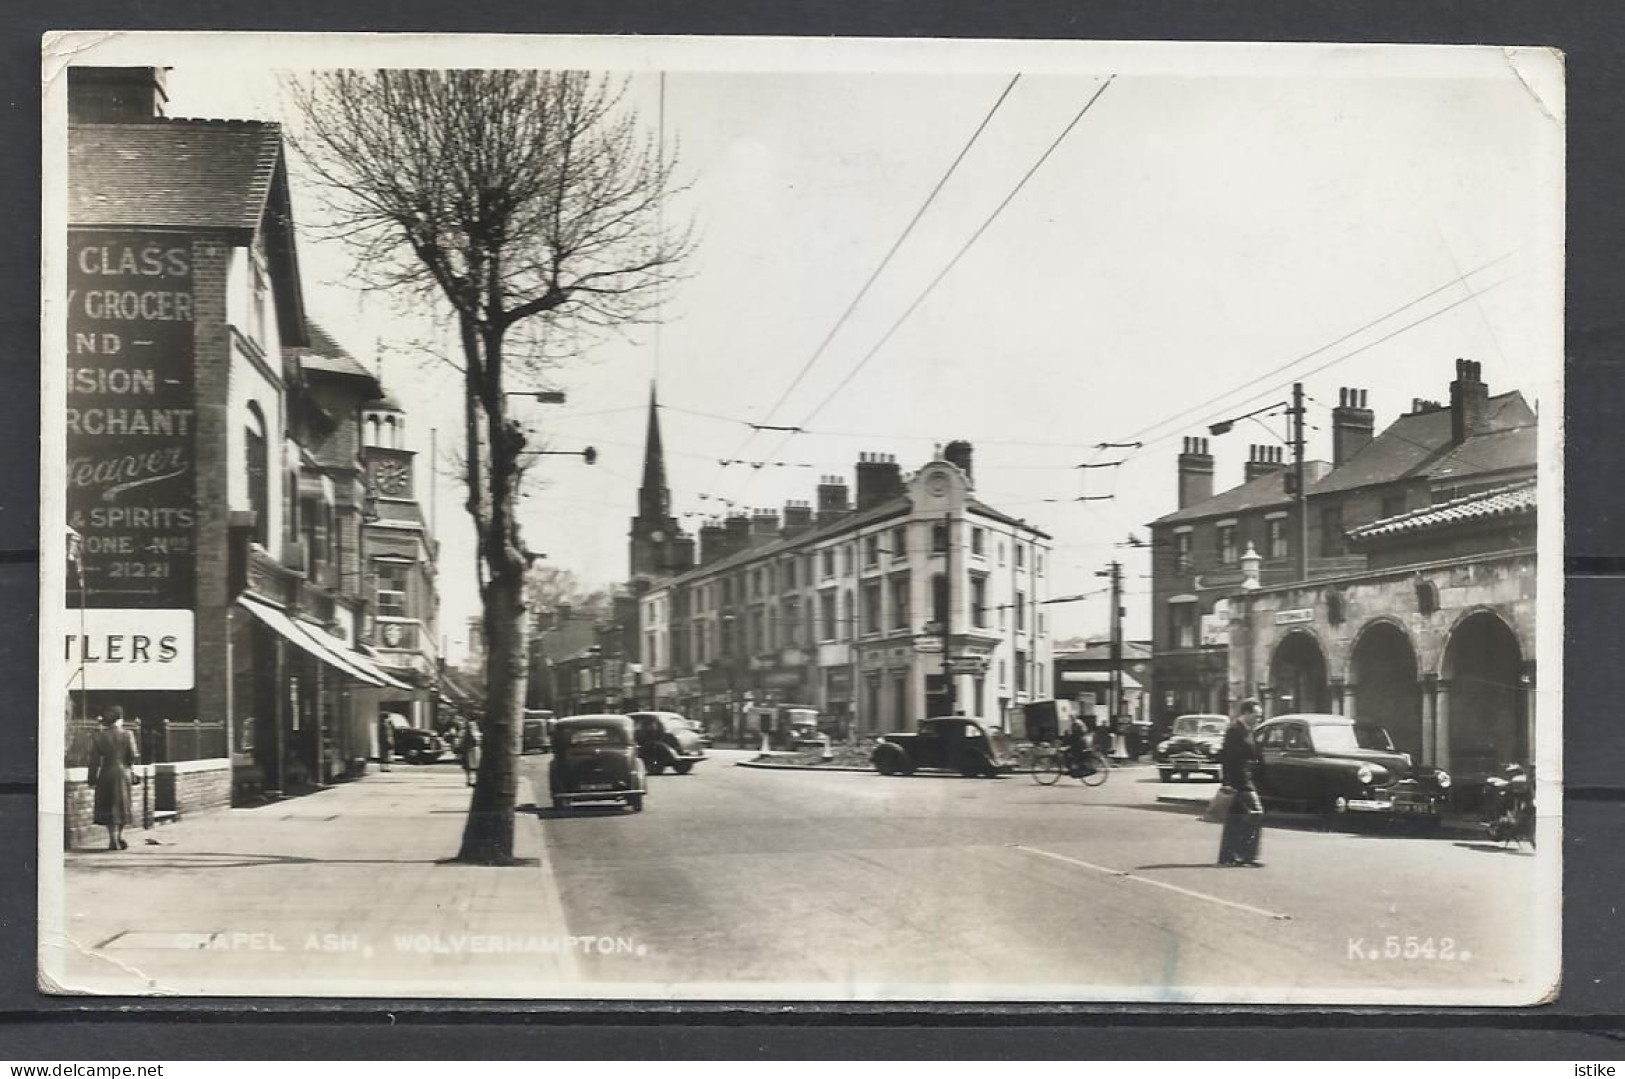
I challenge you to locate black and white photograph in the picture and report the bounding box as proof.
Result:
[39,33,1563,1003]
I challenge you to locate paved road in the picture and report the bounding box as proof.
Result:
[527,750,1551,1003]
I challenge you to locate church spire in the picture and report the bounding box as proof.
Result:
[639,382,668,518]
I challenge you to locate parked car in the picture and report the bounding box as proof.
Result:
[1252,713,1451,821]
[386,715,448,765]
[521,709,555,754]
[548,714,646,812]
[747,703,827,749]
[628,711,708,775]
[871,716,1014,778]
[1154,713,1228,782]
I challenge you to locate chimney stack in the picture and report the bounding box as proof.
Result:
[750,508,781,538]
[1331,386,1375,467]
[671,535,696,572]
[943,440,974,484]
[68,67,169,124]
[723,513,752,557]
[781,500,815,537]
[1449,358,1490,444]
[815,475,851,524]
[855,452,905,511]
[1176,436,1214,509]
[1244,444,1287,483]
[698,519,727,565]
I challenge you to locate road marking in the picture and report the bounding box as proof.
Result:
[1012,844,1291,921]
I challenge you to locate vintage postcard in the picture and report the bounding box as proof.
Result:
[39,33,1563,1003]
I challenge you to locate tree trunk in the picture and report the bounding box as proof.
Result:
[455,563,527,864]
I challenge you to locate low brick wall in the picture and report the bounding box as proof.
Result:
[63,759,232,850]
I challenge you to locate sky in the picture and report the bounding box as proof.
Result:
[134,38,1562,663]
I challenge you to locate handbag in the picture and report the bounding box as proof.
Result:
[1202,785,1236,824]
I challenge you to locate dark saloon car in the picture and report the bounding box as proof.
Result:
[548,715,646,812]
[1252,714,1451,821]
[628,711,708,775]
[521,709,555,754]
[871,717,1015,778]
[385,714,448,765]
[1154,713,1228,782]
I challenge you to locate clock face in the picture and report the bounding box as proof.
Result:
[375,460,410,496]
[927,474,950,497]
[650,529,667,544]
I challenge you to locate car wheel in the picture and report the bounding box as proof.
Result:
[627,794,644,813]
[673,761,695,776]
[646,757,666,776]
[959,753,994,778]
[872,745,902,776]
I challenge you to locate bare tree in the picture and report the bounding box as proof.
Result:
[289,69,690,863]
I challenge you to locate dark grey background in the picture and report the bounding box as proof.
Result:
[5,0,1623,1059]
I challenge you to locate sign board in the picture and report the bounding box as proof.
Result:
[912,636,943,654]
[66,232,198,610]
[63,608,195,690]
[1199,614,1229,647]
[1274,608,1315,626]
[946,657,987,675]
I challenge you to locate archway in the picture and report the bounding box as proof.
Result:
[1349,621,1423,760]
[1441,611,1525,775]
[1269,631,1329,714]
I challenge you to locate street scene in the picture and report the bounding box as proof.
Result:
[42,37,1562,1003]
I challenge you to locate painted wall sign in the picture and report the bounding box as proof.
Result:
[62,608,195,690]
[65,231,197,610]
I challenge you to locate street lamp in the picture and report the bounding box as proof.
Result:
[1209,381,1308,582]
[521,447,597,464]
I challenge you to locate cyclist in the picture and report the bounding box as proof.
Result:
[1059,718,1091,777]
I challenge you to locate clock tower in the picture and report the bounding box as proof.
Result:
[629,383,690,580]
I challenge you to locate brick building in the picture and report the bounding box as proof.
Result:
[62,67,428,843]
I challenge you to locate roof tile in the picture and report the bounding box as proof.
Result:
[69,119,283,232]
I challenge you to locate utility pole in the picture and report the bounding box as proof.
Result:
[1107,560,1123,724]
[1291,381,1308,583]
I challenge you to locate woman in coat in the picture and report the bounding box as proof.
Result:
[87,706,139,851]
[458,721,482,787]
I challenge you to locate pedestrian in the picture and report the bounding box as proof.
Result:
[86,705,139,851]
[458,721,482,787]
[378,713,394,773]
[1217,698,1265,868]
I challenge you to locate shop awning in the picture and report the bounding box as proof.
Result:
[343,645,415,691]
[236,594,409,690]
[1060,670,1145,691]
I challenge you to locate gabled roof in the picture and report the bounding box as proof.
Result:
[1346,478,1538,543]
[1308,392,1535,496]
[69,119,284,233]
[293,320,380,387]
[1151,461,1332,526]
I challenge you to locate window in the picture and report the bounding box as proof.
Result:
[890,575,910,630]
[820,592,837,641]
[784,559,797,590]
[998,541,1006,566]
[1015,590,1027,632]
[863,582,882,636]
[999,660,1008,687]
[1170,602,1197,649]
[1015,650,1028,693]
[931,574,949,625]
[843,589,854,639]
[374,559,409,618]
[864,536,880,567]
[1267,517,1288,560]
[891,527,907,561]
[245,404,269,546]
[1321,505,1346,557]
[931,523,948,554]
[842,544,854,576]
[1175,531,1193,573]
[1015,543,1026,568]
[783,596,801,647]
[1218,523,1238,565]
[821,549,835,579]
[971,527,986,557]
[1035,552,1044,576]
[971,575,988,628]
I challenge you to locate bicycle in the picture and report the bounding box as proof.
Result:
[1029,743,1109,787]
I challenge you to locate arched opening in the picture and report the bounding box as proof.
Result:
[1269,630,1329,714]
[1442,611,1525,775]
[1349,621,1422,760]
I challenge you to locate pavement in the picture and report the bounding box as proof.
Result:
[47,765,582,997]
[49,750,1553,1003]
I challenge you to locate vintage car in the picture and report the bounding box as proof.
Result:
[548,715,646,812]
[684,717,714,748]
[385,714,448,765]
[1154,713,1229,782]
[1252,713,1451,820]
[628,711,709,775]
[871,716,1015,778]
[749,703,828,750]
[521,709,555,754]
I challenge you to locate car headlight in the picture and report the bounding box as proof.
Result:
[1435,770,1451,789]
[1155,741,1171,755]
[1356,764,1374,786]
